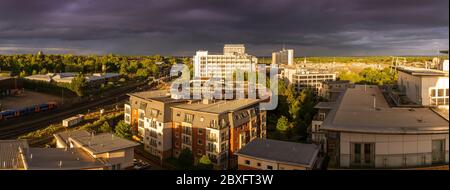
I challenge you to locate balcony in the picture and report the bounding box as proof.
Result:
[206,135,218,142]
[149,132,158,138]
[182,129,192,135]
[313,114,325,121]
[207,148,219,154]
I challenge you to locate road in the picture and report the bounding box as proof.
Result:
[134,149,165,170]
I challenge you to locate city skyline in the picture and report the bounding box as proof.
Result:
[0,0,448,56]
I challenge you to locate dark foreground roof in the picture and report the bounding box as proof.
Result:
[236,138,319,168]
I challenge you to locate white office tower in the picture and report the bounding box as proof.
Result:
[193,44,258,78]
[272,49,294,66]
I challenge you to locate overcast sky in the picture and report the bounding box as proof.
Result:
[0,0,448,56]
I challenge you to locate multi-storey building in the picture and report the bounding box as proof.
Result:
[278,65,336,93]
[272,49,294,66]
[396,66,449,107]
[193,44,258,78]
[125,90,187,159]
[125,91,267,169]
[171,98,266,169]
[317,85,448,169]
[318,80,351,101]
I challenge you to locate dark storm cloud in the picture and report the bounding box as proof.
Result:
[0,0,448,56]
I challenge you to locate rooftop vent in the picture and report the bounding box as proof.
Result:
[417,116,424,123]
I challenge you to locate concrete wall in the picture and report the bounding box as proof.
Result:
[398,71,449,106]
[339,132,449,168]
[421,76,449,106]
[398,71,422,105]
[237,156,309,170]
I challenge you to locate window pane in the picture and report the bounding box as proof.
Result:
[431,89,436,97]
[364,144,372,164]
[438,89,444,96]
[354,143,361,164]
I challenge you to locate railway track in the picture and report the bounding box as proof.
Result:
[0,79,157,139]
[0,94,128,139]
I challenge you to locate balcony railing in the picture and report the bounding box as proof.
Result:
[207,135,218,142]
[149,132,158,138]
[313,114,325,121]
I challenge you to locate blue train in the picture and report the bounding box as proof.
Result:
[0,102,58,121]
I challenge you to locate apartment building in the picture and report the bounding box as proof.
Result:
[311,101,335,152]
[236,138,319,170]
[318,80,351,101]
[396,66,449,107]
[125,90,187,159]
[125,90,267,169]
[272,49,294,66]
[318,85,448,169]
[171,98,267,169]
[279,66,336,93]
[193,44,258,78]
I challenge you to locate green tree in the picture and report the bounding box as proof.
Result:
[136,68,149,78]
[197,155,214,170]
[40,68,48,74]
[19,70,27,78]
[339,71,363,83]
[100,121,112,133]
[178,148,194,169]
[276,116,290,132]
[70,74,87,96]
[115,120,132,139]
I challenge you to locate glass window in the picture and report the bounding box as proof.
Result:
[364,143,372,164]
[245,160,250,165]
[267,165,273,170]
[353,143,361,164]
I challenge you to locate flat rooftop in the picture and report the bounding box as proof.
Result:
[323,80,350,84]
[396,66,448,76]
[314,102,335,109]
[0,140,28,169]
[236,138,319,168]
[54,130,91,148]
[21,148,106,170]
[0,76,12,81]
[322,85,449,134]
[70,132,139,154]
[172,98,262,114]
[128,90,184,104]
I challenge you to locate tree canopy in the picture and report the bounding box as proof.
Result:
[115,120,132,139]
